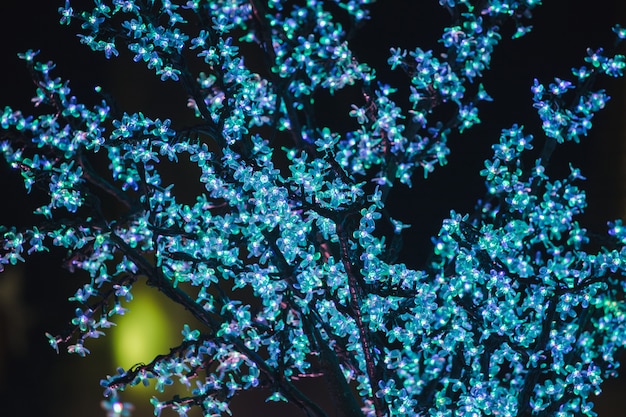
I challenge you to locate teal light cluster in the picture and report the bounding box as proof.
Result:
[1,1,625,416]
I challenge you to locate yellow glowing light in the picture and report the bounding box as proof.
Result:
[111,286,176,370]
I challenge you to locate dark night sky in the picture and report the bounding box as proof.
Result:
[0,1,625,416]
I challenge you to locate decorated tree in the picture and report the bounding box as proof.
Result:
[1,0,626,416]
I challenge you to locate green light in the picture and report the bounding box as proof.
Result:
[111,286,175,370]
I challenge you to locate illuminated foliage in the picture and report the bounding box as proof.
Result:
[1,1,626,416]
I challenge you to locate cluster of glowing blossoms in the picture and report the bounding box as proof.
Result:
[1,0,626,416]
